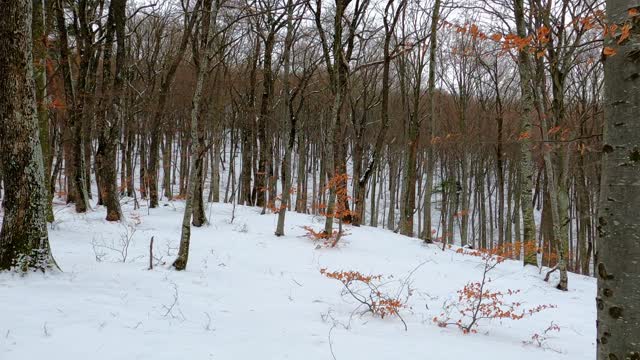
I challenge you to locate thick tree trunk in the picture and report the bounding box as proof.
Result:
[596,2,640,357]
[0,0,57,271]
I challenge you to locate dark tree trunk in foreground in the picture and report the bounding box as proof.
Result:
[0,0,57,272]
[596,1,640,357]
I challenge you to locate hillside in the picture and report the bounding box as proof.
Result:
[0,201,595,360]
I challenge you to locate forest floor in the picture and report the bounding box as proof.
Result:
[0,199,595,360]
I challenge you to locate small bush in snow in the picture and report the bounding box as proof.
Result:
[434,251,555,334]
[524,322,561,349]
[304,173,355,248]
[302,226,349,248]
[91,223,137,263]
[320,268,411,330]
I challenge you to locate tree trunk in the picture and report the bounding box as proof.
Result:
[173,0,216,271]
[513,0,537,267]
[54,0,90,213]
[163,129,173,200]
[0,0,57,271]
[275,0,296,236]
[32,0,54,222]
[95,0,125,222]
[387,150,398,230]
[596,1,640,356]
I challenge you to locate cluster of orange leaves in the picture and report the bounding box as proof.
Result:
[434,249,556,333]
[302,173,355,247]
[318,173,356,222]
[320,268,382,284]
[301,226,347,248]
[434,279,555,334]
[320,269,408,320]
[444,8,638,60]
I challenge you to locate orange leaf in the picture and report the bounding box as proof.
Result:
[603,46,617,57]
[618,23,631,44]
[629,8,639,17]
[548,126,562,135]
[518,131,531,140]
[491,33,502,42]
[49,98,66,110]
[470,24,479,37]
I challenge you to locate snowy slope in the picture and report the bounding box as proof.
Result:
[0,200,596,360]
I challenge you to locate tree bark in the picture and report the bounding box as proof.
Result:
[173,0,217,271]
[0,0,57,271]
[513,0,537,266]
[596,1,640,357]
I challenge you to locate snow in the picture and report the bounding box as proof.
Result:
[0,200,596,359]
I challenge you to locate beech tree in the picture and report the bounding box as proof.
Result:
[596,0,640,357]
[0,0,57,272]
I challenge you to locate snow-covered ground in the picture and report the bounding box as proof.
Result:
[0,200,595,360]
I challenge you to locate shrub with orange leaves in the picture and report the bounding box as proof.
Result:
[320,268,413,330]
[320,173,356,223]
[301,226,348,248]
[434,252,556,333]
[304,173,354,248]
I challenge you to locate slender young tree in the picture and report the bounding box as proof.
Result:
[173,0,218,270]
[421,0,441,242]
[0,0,57,272]
[513,0,538,266]
[275,0,297,236]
